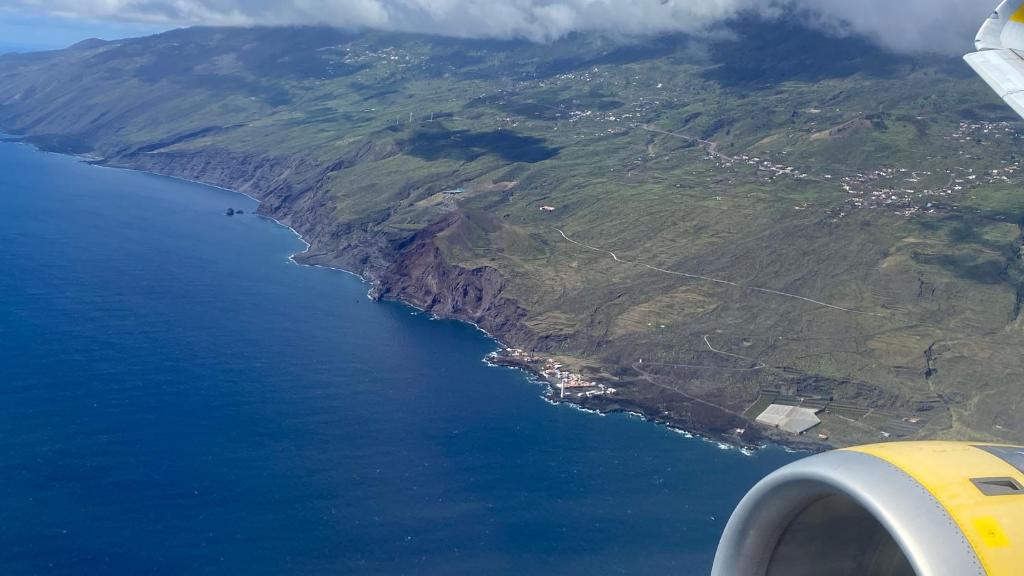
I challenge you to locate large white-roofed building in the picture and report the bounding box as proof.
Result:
[755,404,822,435]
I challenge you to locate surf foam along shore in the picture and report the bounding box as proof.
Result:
[0,134,822,454]
[484,347,808,454]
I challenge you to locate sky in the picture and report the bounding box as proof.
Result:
[0,0,996,54]
[0,11,166,52]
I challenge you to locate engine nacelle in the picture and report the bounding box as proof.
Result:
[711,442,1024,576]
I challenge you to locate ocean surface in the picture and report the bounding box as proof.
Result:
[0,140,796,575]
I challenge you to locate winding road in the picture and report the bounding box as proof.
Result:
[555,228,884,317]
[635,335,766,372]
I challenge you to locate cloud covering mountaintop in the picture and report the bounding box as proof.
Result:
[2,0,994,53]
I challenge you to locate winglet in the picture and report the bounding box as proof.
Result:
[966,0,1024,119]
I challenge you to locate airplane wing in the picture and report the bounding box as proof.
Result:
[965,0,1024,119]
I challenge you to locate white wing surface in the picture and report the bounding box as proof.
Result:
[966,0,1024,119]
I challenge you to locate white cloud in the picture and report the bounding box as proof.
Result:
[0,0,996,53]
[792,0,991,54]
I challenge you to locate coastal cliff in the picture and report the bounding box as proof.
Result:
[76,144,785,448]
[5,24,1024,450]
[106,147,532,342]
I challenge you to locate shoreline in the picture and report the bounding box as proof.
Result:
[482,351,825,453]
[484,352,768,455]
[0,135,814,455]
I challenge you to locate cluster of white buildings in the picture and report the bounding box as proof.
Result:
[337,45,422,69]
[502,349,618,399]
[733,154,812,180]
[947,120,1021,144]
[833,153,1021,218]
[725,123,1024,220]
[501,350,614,399]
[504,348,540,363]
[541,359,594,390]
[684,117,1024,222]
[542,360,618,399]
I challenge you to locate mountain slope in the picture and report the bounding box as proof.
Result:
[3,21,1023,448]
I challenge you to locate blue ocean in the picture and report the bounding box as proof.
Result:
[0,140,795,575]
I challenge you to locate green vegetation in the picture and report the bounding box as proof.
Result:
[3,20,1024,447]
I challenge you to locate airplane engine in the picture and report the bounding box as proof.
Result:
[710,443,1024,576]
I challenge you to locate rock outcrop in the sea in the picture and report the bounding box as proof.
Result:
[101,146,541,348]
[23,142,821,450]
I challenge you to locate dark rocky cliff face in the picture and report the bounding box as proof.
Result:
[103,147,539,354]
[371,213,537,345]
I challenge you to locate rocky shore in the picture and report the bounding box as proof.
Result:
[10,25,1024,453]
[486,350,826,452]
[7,135,828,452]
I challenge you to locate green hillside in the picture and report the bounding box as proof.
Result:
[3,20,1023,448]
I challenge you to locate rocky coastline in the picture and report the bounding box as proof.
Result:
[7,134,826,452]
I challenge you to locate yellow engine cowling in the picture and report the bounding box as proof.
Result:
[711,442,1024,576]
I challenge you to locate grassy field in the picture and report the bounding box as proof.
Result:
[2,20,1023,446]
